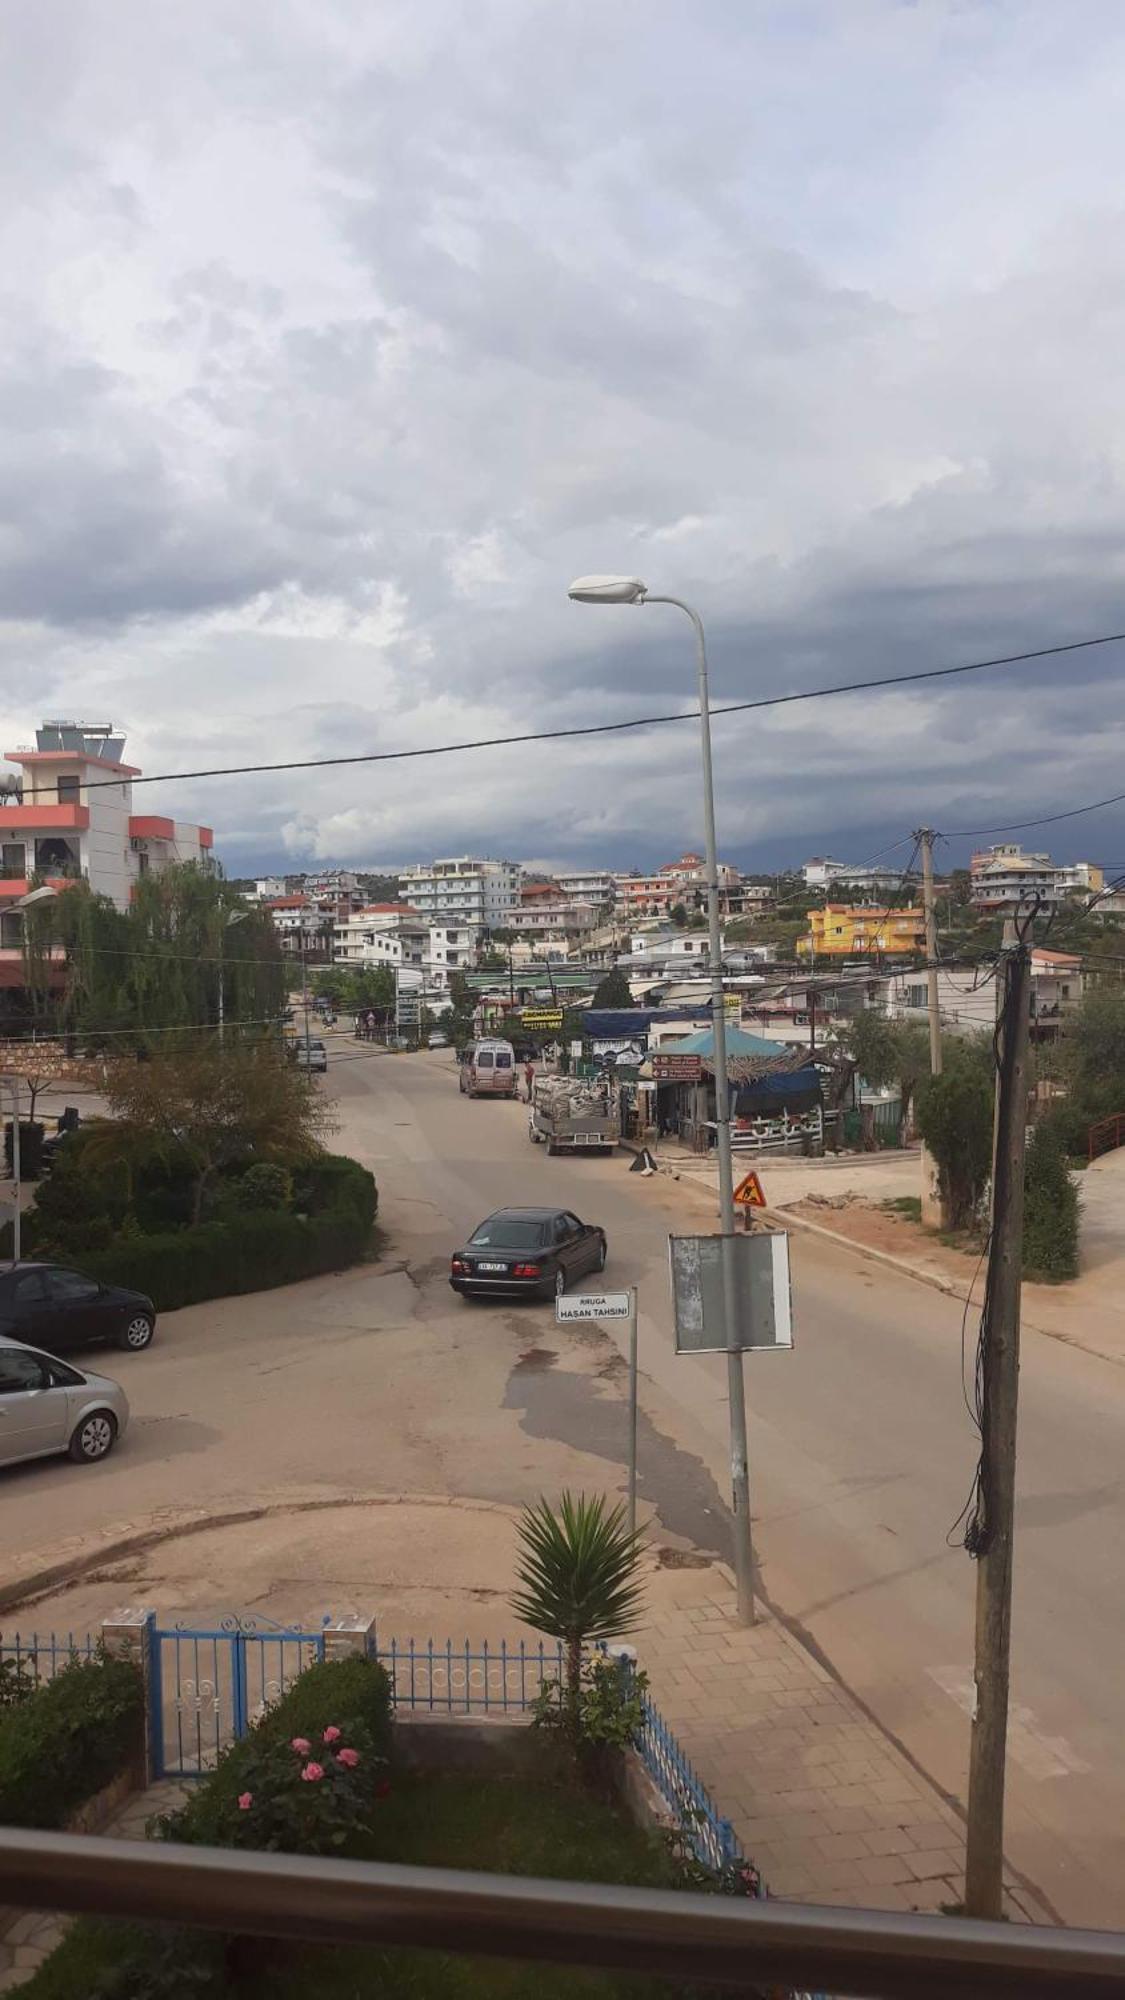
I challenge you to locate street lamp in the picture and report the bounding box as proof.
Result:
[568,573,756,1624]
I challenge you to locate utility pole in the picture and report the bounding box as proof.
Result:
[916,828,942,1076]
[963,921,1032,1920]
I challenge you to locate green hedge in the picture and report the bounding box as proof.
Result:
[26,1154,379,1312]
[163,1655,393,1847]
[0,1654,143,1830]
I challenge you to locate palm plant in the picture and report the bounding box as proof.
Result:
[510,1492,645,1737]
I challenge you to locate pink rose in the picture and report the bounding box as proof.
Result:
[322,1726,341,1744]
[335,1746,359,1768]
[290,1737,311,1754]
[301,1761,325,1783]
[237,1792,253,1811]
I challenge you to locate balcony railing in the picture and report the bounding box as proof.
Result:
[3,1829,1125,1997]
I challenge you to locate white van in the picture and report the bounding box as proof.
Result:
[459,1038,518,1099]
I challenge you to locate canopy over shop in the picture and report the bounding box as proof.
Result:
[643,1025,823,1155]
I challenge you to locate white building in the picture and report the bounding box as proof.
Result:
[424,922,478,991]
[802,858,914,893]
[555,870,616,905]
[399,856,522,927]
[883,949,1083,1034]
[969,844,1103,913]
[508,899,597,942]
[0,721,213,916]
[629,930,723,963]
[333,904,426,971]
[253,876,287,901]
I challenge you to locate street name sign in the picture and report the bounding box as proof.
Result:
[556,1293,632,1322]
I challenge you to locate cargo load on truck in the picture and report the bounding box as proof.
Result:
[529,1074,620,1155]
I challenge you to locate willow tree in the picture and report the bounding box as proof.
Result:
[29,867,285,1050]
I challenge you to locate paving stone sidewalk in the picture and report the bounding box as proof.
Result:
[636,1562,1047,1919]
[0,1781,188,1993]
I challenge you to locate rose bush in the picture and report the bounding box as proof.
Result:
[166,1721,386,1857]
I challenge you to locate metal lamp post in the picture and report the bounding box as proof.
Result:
[568,575,756,1623]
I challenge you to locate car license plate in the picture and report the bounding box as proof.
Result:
[476,1261,507,1272]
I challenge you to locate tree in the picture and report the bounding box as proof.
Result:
[669,903,688,928]
[95,1035,332,1225]
[36,869,285,1050]
[591,968,635,1009]
[844,1011,932,1140]
[914,1040,994,1231]
[1022,1123,1080,1280]
[510,1493,645,1741]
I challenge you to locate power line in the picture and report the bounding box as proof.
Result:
[71,628,1125,794]
[945,787,1125,839]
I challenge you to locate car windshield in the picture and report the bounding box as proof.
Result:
[469,1218,548,1248]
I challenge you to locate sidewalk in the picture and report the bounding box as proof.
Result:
[630,1137,1125,1369]
[637,1562,1048,1920]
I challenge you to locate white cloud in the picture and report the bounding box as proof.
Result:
[4,0,1125,874]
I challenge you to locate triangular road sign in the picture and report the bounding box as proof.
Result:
[733,1169,767,1208]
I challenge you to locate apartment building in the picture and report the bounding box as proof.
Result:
[802,857,913,892]
[884,948,1082,1037]
[399,856,522,926]
[333,904,427,971]
[0,721,213,915]
[800,904,925,958]
[508,898,597,943]
[424,922,478,991]
[616,853,742,917]
[555,870,616,906]
[969,843,1103,913]
[264,896,334,961]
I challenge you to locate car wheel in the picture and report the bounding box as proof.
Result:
[69,1411,118,1463]
[554,1266,567,1299]
[595,1235,607,1271]
[119,1312,154,1352]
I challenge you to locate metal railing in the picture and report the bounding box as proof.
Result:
[634,1689,741,1875]
[376,1635,565,1715]
[4,1829,1125,1997]
[1088,1111,1125,1162]
[0,1629,98,1693]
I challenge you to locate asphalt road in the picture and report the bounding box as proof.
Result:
[326,1046,1125,1929]
[4,1043,1124,1926]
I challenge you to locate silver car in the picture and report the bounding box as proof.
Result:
[0,1340,129,1469]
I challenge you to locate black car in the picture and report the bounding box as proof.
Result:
[0,1263,156,1358]
[450,1207,607,1301]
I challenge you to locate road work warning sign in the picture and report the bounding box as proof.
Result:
[733,1170,767,1208]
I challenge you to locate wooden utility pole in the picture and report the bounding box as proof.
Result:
[916,828,942,1076]
[963,922,1032,1920]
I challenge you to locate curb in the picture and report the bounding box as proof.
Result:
[0,1491,527,1619]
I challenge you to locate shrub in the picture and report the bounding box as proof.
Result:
[915,1055,994,1231]
[228,1162,294,1213]
[160,1656,393,1848]
[1023,1123,1080,1280]
[76,1203,373,1312]
[0,1653,143,1829]
[293,1153,378,1228]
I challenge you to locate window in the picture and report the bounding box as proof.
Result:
[46,1270,101,1305]
[137,850,150,875]
[476,1052,494,1068]
[56,775,80,805]
[1,842,26,878]
[494,1051,512,1067]
[470,1219,546,1248]
[13,1271,48,1308]
[0,1350,48,1394]
[1061,983,1071,999]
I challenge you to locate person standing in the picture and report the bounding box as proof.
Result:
[524,1059,535,1103]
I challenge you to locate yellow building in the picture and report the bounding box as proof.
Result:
[799,904,926,958]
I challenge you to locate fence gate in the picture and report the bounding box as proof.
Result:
[149,1617,328,1778]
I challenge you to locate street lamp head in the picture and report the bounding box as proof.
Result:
[11,885,59,910]
[567,575,648,605]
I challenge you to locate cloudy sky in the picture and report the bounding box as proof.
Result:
[4,0,1125,878]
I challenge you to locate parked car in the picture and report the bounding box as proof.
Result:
[0,1263,156,1357]
[449,1206,608,1301]
[291,1037,328,1073]
[0,1339,129,1467]
[427,1029,450,1048]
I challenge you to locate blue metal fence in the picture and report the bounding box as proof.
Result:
[635,1687,742,1875]
[375,1636,565,1715]
[0,1629,98,1694]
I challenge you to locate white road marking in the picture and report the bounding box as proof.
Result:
[927,1666,1090,1779]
